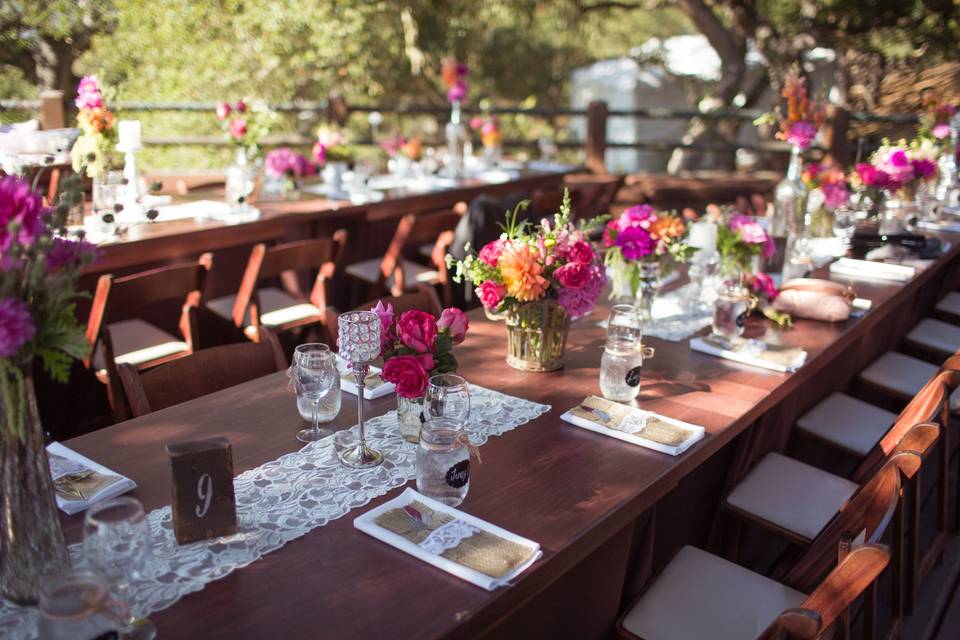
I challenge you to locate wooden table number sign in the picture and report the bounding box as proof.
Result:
[167,437,238,544]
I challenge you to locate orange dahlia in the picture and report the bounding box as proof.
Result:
[649,216,685,241]
[499,242,547,302]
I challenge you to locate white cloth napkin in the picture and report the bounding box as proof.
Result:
[829,257,915,283]
[47,442,136,515]
[354,488,541,590]
[335,356,395,400]
[689,337,807,373]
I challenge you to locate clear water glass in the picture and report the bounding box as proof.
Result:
[416,417,471,506]
[600,305,649,402]
[291,343,338,442]
[38,569,127,640]
[82,497,156,639]
[712,284,751,342]
[832,206,856,243]
[424,374,470,426]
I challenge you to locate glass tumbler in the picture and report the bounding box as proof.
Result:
[712,283,752,343]
[423,374,470,425]
[416,417,471,507]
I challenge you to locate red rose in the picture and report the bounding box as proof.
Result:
[234,99,248,113]
[382,354,431,399]
[397,310,437,353]
[437,308,469,344]
[476,280,505,309]
[553,262,590,289]
[229,118,247,139]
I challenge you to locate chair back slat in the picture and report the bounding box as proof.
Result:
[107,254,211,312]
[756,608,821,640]
[258,235,345,279]
[403,209,465,248]
[118,328,287,417]
[797,544,890,634]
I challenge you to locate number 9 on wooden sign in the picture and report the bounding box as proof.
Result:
[167,437,238,545]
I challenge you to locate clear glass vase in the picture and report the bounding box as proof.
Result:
[770,146,807,272]
[445,101,468,179]
[505,301,570,372]
[635,260,661,322]
[1,361,70,604]
[225,147,256,211]
[396,395,425,443]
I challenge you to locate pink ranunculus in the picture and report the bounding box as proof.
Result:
[554,262,591,289]
[729,215,769,245]
[370,300,395,354]
[751,272,779,301]
[786,120,817,150]
[616,226,655,261]
[933,123,951,140]
[228,118,248,139]
[447,80,467,103]
[476,280,506,309]
[234,99,248,113]
[567,240,595,265]
[437,308,469,344]
[215,102,232,120]
[0,297,35,358]
[478,239,507,267]
[381,354,431,399]
[397,310,438,353]
[0,175,48,252]
[822,182,850,209]
[912,158,937,180]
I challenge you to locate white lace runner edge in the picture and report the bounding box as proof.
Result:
[0,385,549,640]
[597,283,714,343]
[420,520,481,556]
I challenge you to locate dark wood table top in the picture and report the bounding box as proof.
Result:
[59,236,960,639]
[84,169,568,274]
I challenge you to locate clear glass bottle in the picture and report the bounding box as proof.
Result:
[772,146,808,271]
[445,100,468,179]
[600,305,648,402]
[416,417,470,506]
[224,147,255,212]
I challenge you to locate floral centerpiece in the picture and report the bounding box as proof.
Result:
[716,214,775,275]
[70,76,118,179]
[442,59,469,104]
[450,192,606,371]
[470,116,503,164]
[755,68,825,152]
[851,141,939,227]
[313,128,354,191]
[0,174,96,602]
[369,302,469,442]
[215,98,276,161]
[918,96,957,151]
[802,163,851,236]
[442,59,469,177]
[263,148,314,198]
[602,204,694,317]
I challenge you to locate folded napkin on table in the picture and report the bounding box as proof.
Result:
[918,220,960,234]
[829,257,915,283]
[690,335,807,373]
[561,395,705,456]
[355,488,541,590]
[47,442,136,515]
[336,355,395,400]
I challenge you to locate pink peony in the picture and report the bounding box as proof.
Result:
[228,118,247,139]
[381,354,431,399]
[933,123,951,140]
[874,148,915,189]
[729,215,768,245]
[437,308,469,344]
[616,226,655,260]
[0,175,48,252]
[74,76,104,111]
[0,297,35,358]
[397,310,437,353]
[619,204,656,230]
[478,239,508,267]
[476,280,506,309]
[215,102,232,120]
[554,261,591,289]
[751,272,779,301]
[264,148,314,178]
[370,300,395,354]
[567,240,595,265]
[855,163,890,189]
[786,121,817,150]
[557,264,606,320]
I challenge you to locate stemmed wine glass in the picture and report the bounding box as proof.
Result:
[82,497,156,640]
[292,343,337,443]
[423,374,471,426]
[337,310,383,468]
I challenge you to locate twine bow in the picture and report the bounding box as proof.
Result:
[456,433,482,464]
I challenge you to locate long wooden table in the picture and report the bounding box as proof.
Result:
[57,236,960,639]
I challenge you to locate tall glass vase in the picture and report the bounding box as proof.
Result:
[225,147,256,211]
[1,361,70,604]
[445,101,468,179]
[771,146,807,272]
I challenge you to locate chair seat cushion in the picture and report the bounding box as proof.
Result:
[725,452,859,541]
[620,546,806,640]
[906,318,960,358]
[94,319,189,371]
[345,257,440,288]
[207,287,322,328]
[795,392,897,457]
[935,291,960,318]
[860,351,960,410]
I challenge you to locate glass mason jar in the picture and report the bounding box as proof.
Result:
[712,280,752,342]
[416,417,470,507]
[37,569,126,640]
[879,196,919,235]
[396,394,425,443]
[600,305,654,402]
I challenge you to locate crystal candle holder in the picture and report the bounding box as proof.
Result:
[337,311,383,468]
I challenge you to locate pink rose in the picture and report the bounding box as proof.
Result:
[476,280,505,309]
[437,308,469,344]
[229,118,247,139]
[371,300,395,354]
[381,354,431,399]
[567,240,595,265]
[397,310,437,353]
[554,262,591,289]
[234,99,248,113]
[216,102,232,120]
[478,239,507,267]
[933,123,951,140]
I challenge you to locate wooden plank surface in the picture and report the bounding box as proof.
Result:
[56,235,960,639]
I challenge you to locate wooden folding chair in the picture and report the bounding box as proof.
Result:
[85,254,213,422]
[117,327,286,417]
[345,208,463,306]
[206,232,347,343]
[562,173,624,221]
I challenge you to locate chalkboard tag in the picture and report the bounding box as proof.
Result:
[625,366,642,387]
[166,437,237,545]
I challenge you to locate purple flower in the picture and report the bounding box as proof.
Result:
[786,121,817,150]
[0,175,48,252]
[447,80,468,103]
[616,226,655,260]
[0,297,35,358]
[912,158,937,180]
[47,237,98,271]
[370,300,395,355]
[264,148,315,178]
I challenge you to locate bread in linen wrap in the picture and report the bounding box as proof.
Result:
[772,278,856,322]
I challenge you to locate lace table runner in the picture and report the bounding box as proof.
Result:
[598,283,714,342]
[0,385,549,639]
